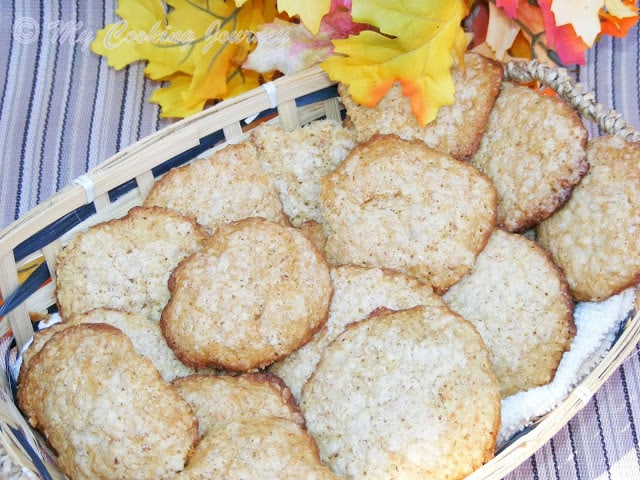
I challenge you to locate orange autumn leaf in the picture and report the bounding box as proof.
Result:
[600,0,639,36]
[600,12,639,35]
[322,0,469,126]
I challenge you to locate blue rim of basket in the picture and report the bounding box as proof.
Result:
[0,84,339,322]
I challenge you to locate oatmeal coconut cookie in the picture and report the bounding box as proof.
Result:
[444,229,575,397]
[249,118,357,227]
[338,52,503,161]
[175,417,339,480]
[55,206,208,322]
[320,134,497,292]
[173,373,337,479]
[172,373,305,437]
[66,308,197,381]
[301,305,501,480]
[270,265,444,400]
[160,217,332,371]
[17,323,198,480]
[21,309,196,382]
[143,141,288,234]
[537,135,640,301]
[470,81,589,232]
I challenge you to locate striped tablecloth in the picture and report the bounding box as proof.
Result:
[1,3,640,479]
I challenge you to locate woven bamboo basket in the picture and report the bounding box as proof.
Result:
[0,59,639,480]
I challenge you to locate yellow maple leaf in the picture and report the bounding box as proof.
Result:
[277,0,332,34]
[322,0,469,126]
[91,0,172,71]
[150,73,207,118]
[91,0,279,118]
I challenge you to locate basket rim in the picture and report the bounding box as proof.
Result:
[1,58,639,480]
[0,65,334,258]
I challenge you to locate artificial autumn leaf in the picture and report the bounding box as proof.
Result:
[150,73,207,118]
[92,0,279,118]
[496,0,518,18]
[322,0,469,126]
[601,11,639,36]
[485,1,520,60]
[605,0,638,17]
[244,4,368,75]
[468,0,490,49]
[514,1,547,33]
[509,30,535,58]
[243,19,333,74]
[92,0,172,71]
[277,0,332,34]
[601,0,639,36]
[551,0,604,46]
[538,0,589,65]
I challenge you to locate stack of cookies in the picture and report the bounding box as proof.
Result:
[16,52,640,480]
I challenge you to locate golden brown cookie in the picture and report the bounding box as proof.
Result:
[338,52,503,161]
[300,305,501,480]
[19,323,68,378]
[17,323,198,480]
[55,206,208,322]
[250,118,357,226]
[160,217,333,371]
[172,373,305,437]
[443,229,575,397]
[320,134,497,292]
[143,141,288,233]
[270,265,444,400]
[175,417,339,480]
[536,135,640,301]
[470,81,589,231]
[68,308,196,381]
[297,220,328,253]
[21,309,197,382]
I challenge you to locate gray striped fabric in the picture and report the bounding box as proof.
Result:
[1,3,640,480]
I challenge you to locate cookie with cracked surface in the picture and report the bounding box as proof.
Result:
[54,206,208,322]
[470,81,589,232]
[172,373,305,437]
[21,308,197,382]
[300,305,501,480]
[143,141,288,234]
[536,135,640,301]
[443,229,575,397]
[269,265,443,400]
[249,118,357,227]
[17,323,198,480]
[175,417,339,480]
[320,134,497,293]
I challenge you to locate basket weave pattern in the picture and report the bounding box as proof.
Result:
[0,60,638,480]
